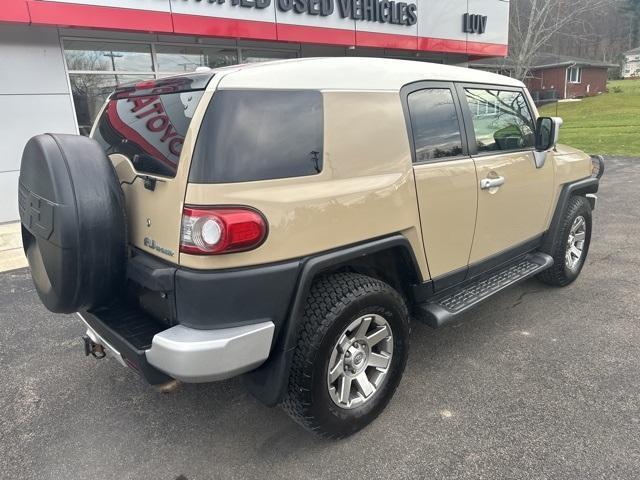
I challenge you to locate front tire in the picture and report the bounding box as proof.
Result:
[282,273,409,438]
[538,195,592,287]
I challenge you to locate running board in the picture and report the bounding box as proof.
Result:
[415,252,553,328]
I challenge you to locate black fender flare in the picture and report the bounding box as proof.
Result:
[540,176,599,255]
[243,234,422,406]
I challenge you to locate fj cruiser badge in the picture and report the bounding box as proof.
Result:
[144,237,175,257]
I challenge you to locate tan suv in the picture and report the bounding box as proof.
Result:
[18,58,602,438]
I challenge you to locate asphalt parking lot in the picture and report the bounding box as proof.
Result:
[2,157,639,480]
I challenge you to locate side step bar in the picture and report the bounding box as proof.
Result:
[416,252,553,328]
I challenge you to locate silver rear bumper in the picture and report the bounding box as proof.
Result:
[145,322,275,382]
[80,314,274,383]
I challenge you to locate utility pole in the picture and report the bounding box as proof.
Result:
[103,51,124,84]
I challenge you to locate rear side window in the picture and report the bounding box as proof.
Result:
[93,75,209,177]
[464,88,535,152]
[407,88,463,162]
[189,90,323,183]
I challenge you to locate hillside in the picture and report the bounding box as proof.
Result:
[539,79,640,156]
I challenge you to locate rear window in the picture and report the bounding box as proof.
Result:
[189,90,323,183]
[407,88,463,161]
[93,75,210,177]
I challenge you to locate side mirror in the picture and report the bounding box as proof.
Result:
[535,116,563,151]
[533,116,562,168]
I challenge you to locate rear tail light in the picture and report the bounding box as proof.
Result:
[180,206,267,255]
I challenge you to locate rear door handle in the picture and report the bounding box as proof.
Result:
[480,176,505,190]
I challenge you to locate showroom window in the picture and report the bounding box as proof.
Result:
[63,39,298,135]
[241,48,298,63]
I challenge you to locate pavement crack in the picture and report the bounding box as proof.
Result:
[509,289,544,309]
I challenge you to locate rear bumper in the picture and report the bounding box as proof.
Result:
[76,250,299,385]
[79,311,274,383]
[127,249,300,331]
[145,322,274,382]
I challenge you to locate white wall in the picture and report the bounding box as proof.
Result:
[0,25,78,223]
[623,54,640,78]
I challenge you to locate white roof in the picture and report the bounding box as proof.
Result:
[216,57,523,91]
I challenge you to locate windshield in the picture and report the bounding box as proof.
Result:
[93,75,210,177]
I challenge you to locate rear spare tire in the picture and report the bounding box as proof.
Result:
[18,133,126,313]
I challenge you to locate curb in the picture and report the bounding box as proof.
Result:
[0,222,27,273]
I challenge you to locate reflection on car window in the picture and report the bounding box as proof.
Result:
[465,89,535,152]
[407,88,463,162]
[93,78,206,178]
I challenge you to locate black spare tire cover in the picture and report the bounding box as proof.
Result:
[18,133,126,313]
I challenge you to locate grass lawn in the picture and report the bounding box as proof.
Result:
[538,79,640,156]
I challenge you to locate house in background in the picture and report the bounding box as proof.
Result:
[622,47,640,78]
[469,53,618,104]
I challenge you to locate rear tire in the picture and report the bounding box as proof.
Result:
[281,273,409,438]
[538,195,592,287]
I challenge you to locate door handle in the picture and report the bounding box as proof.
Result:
[480,176,505,190]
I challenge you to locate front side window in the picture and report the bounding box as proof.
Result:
[407,88,463,162]
[190,90,323,183]
[464,89,535,153]
[567,66,582,83]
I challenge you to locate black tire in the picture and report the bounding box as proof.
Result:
[282,272,410,438]
[538,195,592,287]
[18,133,127,313]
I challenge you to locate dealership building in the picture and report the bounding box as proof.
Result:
[0,0,509,222]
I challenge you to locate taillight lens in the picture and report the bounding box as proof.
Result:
[180,207,267,255]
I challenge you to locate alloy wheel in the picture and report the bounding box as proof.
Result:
[565,215,586,271]
[327,314,393,409]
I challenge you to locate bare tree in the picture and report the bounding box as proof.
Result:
[543,0,635,63]
[621,0,640,47]
[509,0,609,80]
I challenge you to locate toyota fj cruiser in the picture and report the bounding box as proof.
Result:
[18,58,603,438]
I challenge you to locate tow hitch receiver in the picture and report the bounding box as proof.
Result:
[82,335,106,359]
